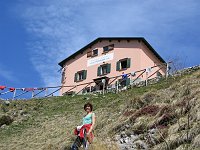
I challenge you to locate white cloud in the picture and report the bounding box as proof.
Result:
[17,0,89,87]
[16,0,200,87]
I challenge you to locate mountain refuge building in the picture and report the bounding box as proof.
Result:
[58,37,167,95]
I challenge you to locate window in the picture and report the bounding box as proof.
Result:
[101,65,108,75]
[92,49,98,56]
[116,58,131,71]
[87,49,98,57]
[74,70,87,82]
[121,60,128,69]
[103,44,114,53]
[97,64,111,76]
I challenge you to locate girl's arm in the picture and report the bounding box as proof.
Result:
[88,113,95,134]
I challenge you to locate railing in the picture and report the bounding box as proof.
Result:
[0,62,172,100]
[61,62,170,95]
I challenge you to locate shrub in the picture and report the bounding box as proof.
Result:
[123,109,135,117]
[157,113,176,126]
[157,105,173,117]
[0,115,13,126]
[139,105,160,116]
[141,92,157,103]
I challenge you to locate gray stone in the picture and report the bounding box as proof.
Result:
[134,140,148,149]
[115,135,121,141]
[0,124,7,129]
[149,128,157,134]
[125,124,130,129]
[119,139,124,144]
[124,137,129,143]
[121,131,127,138]
[130,134,139,142]
[4,101,10,106]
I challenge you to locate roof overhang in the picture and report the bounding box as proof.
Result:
[58,37,166,67]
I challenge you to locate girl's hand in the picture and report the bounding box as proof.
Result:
[87,131,91,135]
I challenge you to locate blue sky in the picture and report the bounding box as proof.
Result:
[0,0,200,99]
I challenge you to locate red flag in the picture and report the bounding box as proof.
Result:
[9,88,15,92]
[0,86,6,90]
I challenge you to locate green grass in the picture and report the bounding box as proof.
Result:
[0,69,199,150]
[0,74,188,139]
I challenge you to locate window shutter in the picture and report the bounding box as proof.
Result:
[97,66,101,76]
[126,78,130,86]
[61,72,65,83]
[83,70,87,80]
[103,46,108,51]
[74,73,78,82]
[87,51,92,57]
[116,61,120,71]
[108,44,114,50]
[107,64,111,73]
[127,58,131,68]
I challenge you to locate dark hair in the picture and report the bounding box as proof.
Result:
[84,102,93,111]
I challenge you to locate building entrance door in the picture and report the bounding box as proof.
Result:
[93,76,109,91]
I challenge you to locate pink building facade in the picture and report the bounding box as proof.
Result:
[59,37,166,95]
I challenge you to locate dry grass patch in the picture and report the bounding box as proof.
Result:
[88,138,120,150]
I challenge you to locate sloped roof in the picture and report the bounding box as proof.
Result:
[58,37,166,67]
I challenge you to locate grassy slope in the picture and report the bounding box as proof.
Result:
[0,69,199,150]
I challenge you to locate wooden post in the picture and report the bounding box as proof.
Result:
[131,74,132,87]
[12,89,16,100]
[102,79,105,95]
[166,63,169,79]
[90,83,92,94]
[116,80,118,93]
[45,88,48,97]
[145,71,148,86]
[32,90,34,98]
[103,83,104,95]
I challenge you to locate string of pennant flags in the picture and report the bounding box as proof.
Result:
[0,67,66,99]
[0,86,47,92]
[0,85,55,99]
[0,67,67,99]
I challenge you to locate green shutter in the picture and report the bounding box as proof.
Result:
[127,58,131,68]
[116,61,120,71]
[97,66,101,76]
[61,72,65,83]
[107,64,111,73]
[87,51,92,57]
[74,73,78,82]
[103,46,109,52]
[83,70,87,80]
[126,78,130,86]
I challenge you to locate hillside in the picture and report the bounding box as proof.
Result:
[0,67,200,150]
